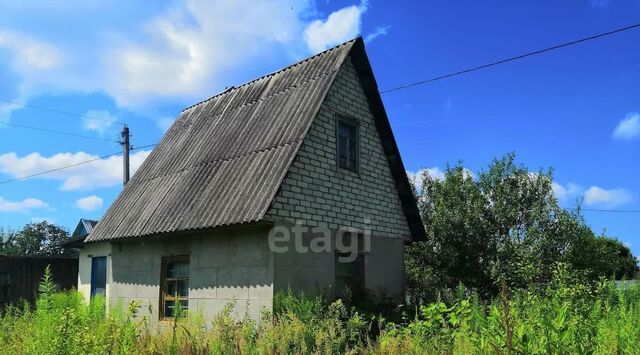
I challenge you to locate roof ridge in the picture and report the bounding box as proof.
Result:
[181,38,357,113]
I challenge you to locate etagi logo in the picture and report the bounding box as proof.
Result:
[267,219,372,263]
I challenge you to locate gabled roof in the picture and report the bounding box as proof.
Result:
[61,218,98,249]
[71,218,98,238]
[87,38,425,243]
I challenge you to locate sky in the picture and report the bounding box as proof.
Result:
[0,1,638,253]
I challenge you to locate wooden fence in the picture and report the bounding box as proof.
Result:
[0,256,78,307]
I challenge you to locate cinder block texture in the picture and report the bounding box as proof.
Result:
[265,55,411,239]
[83,227,274,322]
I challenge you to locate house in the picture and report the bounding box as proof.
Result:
[62,218,98,249]
[77,37,425,321]
[72,218,98,239]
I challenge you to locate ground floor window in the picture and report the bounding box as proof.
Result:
[160,256,189,319]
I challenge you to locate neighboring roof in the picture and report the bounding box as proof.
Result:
[62,218,98,248]
[87,38,425,243]
[71,218,98,238]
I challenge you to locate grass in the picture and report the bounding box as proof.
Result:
[1,267,640,354]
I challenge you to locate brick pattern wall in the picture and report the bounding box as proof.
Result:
[265,55,411,239]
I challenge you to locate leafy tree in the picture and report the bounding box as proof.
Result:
[0,221,75,256]
[406,153,638,302]
[570,233,638,280]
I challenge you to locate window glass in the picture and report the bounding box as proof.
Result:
[337,120,358,172]
[161,256,189,319]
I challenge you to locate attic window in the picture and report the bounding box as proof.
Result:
[337,119,359,172]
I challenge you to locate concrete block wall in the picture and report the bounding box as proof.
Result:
[78,241,112,304]
[365,235,405,301]
[84,226,274,322]
[273,232,335,295]
[272,229,405,300]
[265,54,411,239]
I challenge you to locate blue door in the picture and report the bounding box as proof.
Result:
[90,257,107,297]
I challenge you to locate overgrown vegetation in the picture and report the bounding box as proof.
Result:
[1,266,640,354]
[407,153,638,302]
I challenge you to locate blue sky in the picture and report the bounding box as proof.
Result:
[0,1,638,253]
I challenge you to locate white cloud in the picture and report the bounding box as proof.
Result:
[584,186,633,208]
[0,30,63,71]
[31,216,56,223]
[407,167,475,189]
[82,110,117,136]
[75,195,103,211]
[612,113,640,140]
[552,182,583,203]
[105,0,313,108]
[0,0,382,119]
[425,167,446,180]
[364,25,390,43]
[0,102,17,123]
[407,167,444,184]
[406,171,632,210]
[0,0,390,137]
[156,116,175,132]
[0,30,64,122]
[0,196,48,212]
[304,0,367,53]
[0,150,151,191]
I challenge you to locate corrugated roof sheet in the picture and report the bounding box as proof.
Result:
[83,219,97,234]
[87,40,355,242]
[71,218,98,238]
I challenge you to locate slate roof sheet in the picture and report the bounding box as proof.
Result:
[87,40,355,242]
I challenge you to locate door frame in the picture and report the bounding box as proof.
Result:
[90,256,107,297]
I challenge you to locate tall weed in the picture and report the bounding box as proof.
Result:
[1,267,640,354]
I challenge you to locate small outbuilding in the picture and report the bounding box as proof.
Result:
[78,38,424,321]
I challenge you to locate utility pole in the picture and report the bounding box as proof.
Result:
[121,125,130,185]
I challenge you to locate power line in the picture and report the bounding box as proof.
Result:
[0,98,123,125]
[1,23,637,124]
[0,121,118,143]
[380,22,640,94]
[0,143,157,185]
[1,139,637,214]
[575,208,640,213]
[0,151,121,185]
[130,143,157,151]
[1,23,638,189]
